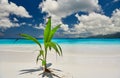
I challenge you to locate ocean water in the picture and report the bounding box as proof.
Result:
[0,38,120,45]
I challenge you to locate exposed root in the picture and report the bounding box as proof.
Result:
[44,68,51,73]
[39,68,62,78]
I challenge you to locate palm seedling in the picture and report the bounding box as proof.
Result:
[19,17,62,77]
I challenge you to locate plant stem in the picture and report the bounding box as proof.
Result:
[44,45,47,69]
[45,52,47,68]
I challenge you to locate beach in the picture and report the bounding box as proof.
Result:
[0,44,120,78]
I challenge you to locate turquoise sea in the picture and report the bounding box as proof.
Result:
[0,39,120,45]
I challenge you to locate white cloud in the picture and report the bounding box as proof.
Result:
[0,17,19,29]
[40,0,101,17]
[39,0,101,32]
[64,9,120,37]
[111,9,120,27]
[34,23,45,29]
[0,0,31,18]
[113,0,120,2]
[0,0,31,29]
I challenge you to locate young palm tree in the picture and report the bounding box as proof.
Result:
[20,17,62,75]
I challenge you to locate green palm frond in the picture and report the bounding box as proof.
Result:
[44,17,51,43]
[36,50,44,63]
[48,24,61,42]
[55,43,62,56]
[47,42,61,56]
[20,34,42,49]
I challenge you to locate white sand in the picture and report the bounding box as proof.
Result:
[0,44,120,78]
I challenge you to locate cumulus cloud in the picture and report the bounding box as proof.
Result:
[39,0,120,38]
[111,9,120,27]
[0,0,31,29]
[64,9,120,37]
[40,0,100,17]
[39,0,101,31]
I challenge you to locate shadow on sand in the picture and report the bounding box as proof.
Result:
[19,63,64,78]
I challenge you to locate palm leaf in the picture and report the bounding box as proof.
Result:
[20,34,42,49]
[44,17,51,43]
[56,43,62,56]
[36,50,44,63]
[48,24,61,42]
[48,42,61,56]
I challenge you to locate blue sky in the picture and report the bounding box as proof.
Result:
[0,0,120,38]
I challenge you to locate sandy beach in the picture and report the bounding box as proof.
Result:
[0,44,120,78]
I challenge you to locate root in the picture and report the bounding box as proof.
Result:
[44,68,51,73]
[39,68,62,78]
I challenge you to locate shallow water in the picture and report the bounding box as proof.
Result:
[0,38,120,45]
